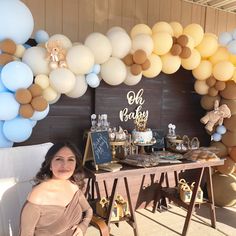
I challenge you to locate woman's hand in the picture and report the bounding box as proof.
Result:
[71,225,83,236]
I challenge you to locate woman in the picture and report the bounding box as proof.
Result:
[19,142,93,236]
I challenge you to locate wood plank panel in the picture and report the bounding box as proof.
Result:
[170,0,182,23]
[217,10,228,35]
[226,12,236,32]
[108,0,122,28]
[45,0,63,35]
[78,0,94,42]
[159,0,171,22]
[181,1,192,27]
[62,0,79,42]
[135,0,148,24]
[147,0,160,27]
[94,0,109,33]
[122,0,136,32]
[205,7,217,33]
[191,3,205,27]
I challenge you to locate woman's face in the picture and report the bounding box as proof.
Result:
[50,147,77,180]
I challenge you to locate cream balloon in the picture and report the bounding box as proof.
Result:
[161,53,181,74]
[196,33,218,58]
[49,68,76,94]
[183,23,204,47]
[48,93,61,104]
[101,57,127,86]
[181,49,201,70]
[185,35,195,50]
[152,21,173,35]
[35,74,50,89]
[209,47,229,65]
[194,80,209,95]
[107,27,126,36]
[229,53,236,66]
[42,86,59,102]
[48,34,72,49]
[142,53,162,78]
[107,30,132,58]
[170,22,183,37]
[192,60,213,80]
[124,67,142,86]
[14,44,25,58]
[66,74,88,98]
[22,46,50,76]
[152,32,173,55]
[130,24,152,38]
[213,61,234,81]
[85,32,112,64]
[131,34,154,56]
[66,45,94,75]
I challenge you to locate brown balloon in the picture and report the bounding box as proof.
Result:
[208,87,218,96]
[133,50,147,64]
[172,36,177,44]
[215,81,226,91]
[15,89,32,104]
[141,59,151,70]
[222,131,236,147]
[123,54,134,66]
[210,141,228,158]
[29,84,43,97]
[0,54,14,66]
[130,64,142,76]
[19,104,34,118]
[217,156,235,175]
[0,39,17,54]
[200,95,221,110]
[220,98,236,115]
[229,146,236,162]
[31,96,48,111]
[177,35,189,47]
[179,47,191,59]
[206,76,216,87]
[224,115,236,132]
[220,81,236,100]
[170,44,182,56]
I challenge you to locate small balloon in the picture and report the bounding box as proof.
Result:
[212,133,222,142]
[216,125,227,135]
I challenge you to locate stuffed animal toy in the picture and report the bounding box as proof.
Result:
[200,100,231,132]
[45,40,67,69]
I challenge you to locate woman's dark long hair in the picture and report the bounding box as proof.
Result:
[34,142,85,189]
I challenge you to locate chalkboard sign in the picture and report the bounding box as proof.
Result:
[83,131,112,170]
[152,129,165,150]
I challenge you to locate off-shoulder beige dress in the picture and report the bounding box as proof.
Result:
[19,189,93,236]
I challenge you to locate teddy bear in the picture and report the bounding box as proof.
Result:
[45,40,67,69]
[200,100,231,132]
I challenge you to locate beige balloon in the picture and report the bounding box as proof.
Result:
[43,86,59,102]
[14,44,25,58]
[107,27,126,36]
[152,32,173,55]
[48,93,61,105]
[192,60,213,80]
[131,34,154,56]
[49,68,76,94]
[66,45,94,75]
[35,74,50,89]
[161,53,181,74]
[152,21,173,35]
[66,75,88,98]
[142,53,162,78]
[124,67,142,86]
[101,57,127,86]
[213,61,234,81]
[183,23,204,47]
[130,24,152,38]
[170,22,183,37]
[85,32,112,64]
[48,34,72,49]
[209,46,229,65]
[181,49,201,70]
[194,79,209,95]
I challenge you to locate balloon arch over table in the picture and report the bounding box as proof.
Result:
[0,0,235,206]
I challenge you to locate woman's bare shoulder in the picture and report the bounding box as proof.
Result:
[27,182,48,205]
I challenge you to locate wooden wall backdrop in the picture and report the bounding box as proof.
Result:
[19,0,236,151]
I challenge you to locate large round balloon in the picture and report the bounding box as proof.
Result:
[0,0,34,44]
[152,21,173,35]
[161,53,181,74]
[35,30,49,44]
[47,34,72,49]
[0,121,13,148]
[42,86,59,102]
[152,32,173,55]
[142,54,162,78]
[101,57,126,86]
[49,68,76,94]
[1,61,33,91]
[213,61,234,81]
[130,24,152,38]
[85,32,112,64]
[181,49,201,70]
[0,92,20,120]
[170,22,183,37]
[22,46,50,76]
[131,34,154,56]
[192,60,212,80]
[194,80,209,95]
[124,67,142,86]
[31,105,50,121]
[3,117,32,142]
[66,75,88,98]
[183,24,204,47]
[209,46,229,65]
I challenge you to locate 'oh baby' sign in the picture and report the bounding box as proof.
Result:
[119,89,149,122]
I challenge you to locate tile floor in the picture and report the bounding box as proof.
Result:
[86,204,236,236]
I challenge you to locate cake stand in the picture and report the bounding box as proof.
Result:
[134,139,156,155]
[110,141,126,159]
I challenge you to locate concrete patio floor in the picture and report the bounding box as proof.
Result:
[86,204,236,236]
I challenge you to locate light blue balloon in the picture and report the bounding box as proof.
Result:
[86,73,100,88]
[35,30,49,44]
[1,61,33,91]
[227,39,236,55]
[23,43,31,49]
[0,92,20,120]
[3,117,32,142]
[212,133,222,142]
[31,105,50,121]
[92,64,101,74]
[0,121,13,148]
[0,0,34,44]
[216,125,226,135]
[31,120,37,128]
[218,32,233,46]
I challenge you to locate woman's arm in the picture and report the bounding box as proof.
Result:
[19,202,40,236]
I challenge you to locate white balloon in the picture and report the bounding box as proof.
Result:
[47,34,72,49]
[107,27,126,36]
[124,67,142,86]
[131,34,154,56]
